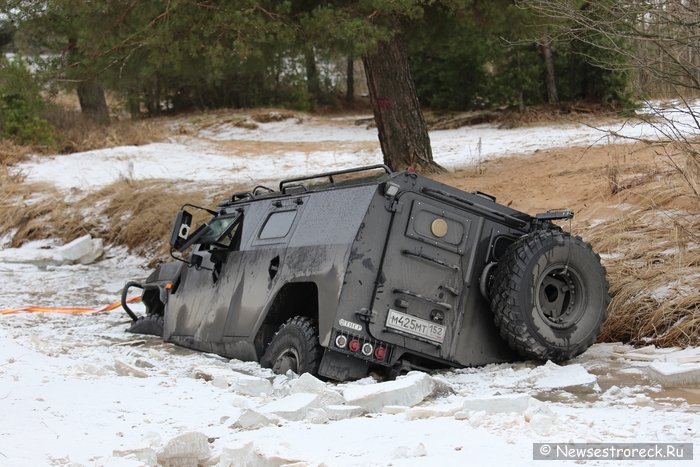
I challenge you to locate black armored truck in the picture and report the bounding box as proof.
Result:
[122,165,608,382]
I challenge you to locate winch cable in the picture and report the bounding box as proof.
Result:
[0,295,142,315]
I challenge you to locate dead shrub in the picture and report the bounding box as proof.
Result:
[43,105,167,154]
[0,139,33,165]
[82,179,209,257]
[586,176,700,347]
[0,165,70,247]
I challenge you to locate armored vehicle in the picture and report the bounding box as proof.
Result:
[122,165,608,382]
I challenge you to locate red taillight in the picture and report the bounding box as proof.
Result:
[348,339,361,353]
[374,346,386,360]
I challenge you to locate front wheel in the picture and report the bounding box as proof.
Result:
[127,314,164,337]
[260,316,322,375]
[489,230,609,361]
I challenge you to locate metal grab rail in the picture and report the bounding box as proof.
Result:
[279,164,392,193]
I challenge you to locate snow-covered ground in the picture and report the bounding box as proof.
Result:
[1,269,698,466]
[14,101,700,193]
[1,105,699,466]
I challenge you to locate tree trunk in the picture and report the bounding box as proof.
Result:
[68,36,110,124]
[540,34,559,105]
[362,36,442,173]
[346,56,354,105]
[304,46,321,108]
[77,79,110,124]
[126,91,140,119]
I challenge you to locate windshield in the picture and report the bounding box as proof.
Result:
[187,213,241,250]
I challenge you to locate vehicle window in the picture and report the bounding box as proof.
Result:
[259,210,297,239]
[198,215,239,247]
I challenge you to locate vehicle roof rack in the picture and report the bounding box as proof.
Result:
[279,164,392,194]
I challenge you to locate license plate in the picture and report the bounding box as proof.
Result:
[385,309,446,343]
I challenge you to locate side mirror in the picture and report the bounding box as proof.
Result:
[169,210,193,251]
[190,253,203,268]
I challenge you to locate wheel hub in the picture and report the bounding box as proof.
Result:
[272,348,300,374]
[535,265,584,329]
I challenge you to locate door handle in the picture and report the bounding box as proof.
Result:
[269,256,280,279]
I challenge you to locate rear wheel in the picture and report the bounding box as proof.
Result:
[260,316,321,375]
[489,230,609,361]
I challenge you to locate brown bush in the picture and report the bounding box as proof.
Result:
[0,140,33,165]
[87,179,211,256]
[42,105,167,154]
[588,177,700,347]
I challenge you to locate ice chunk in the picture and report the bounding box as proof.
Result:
[406,404,460,420]
[0,235,103,265]
[306,408,329,424]
[524,400,557,436]
[56,235,103,264]
[647,363,700,387]
[114,360,148,378]
[430,375,456,396]
[230,409,278,430]
[534,362,597,391]
[461,394,534,414]
[219,441,303,467]
[212,376,229,389]
[290,373,344,406]
[529,412,555,436]
[382,405,409,415]
[193,366,272,396]
[229,372,273,396]
[157,432,211,467]
[259,393,319,421]
[112,447,157,466]
[325,405,364,420]
[192,366,224,382]
[342,372,435,413]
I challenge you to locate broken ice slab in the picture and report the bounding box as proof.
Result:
[258,392,320,421]
[534,362,597,392]
[342,372,435,413]
[156,432,211,467]
[0,235,103,266]
[647,363,700,387]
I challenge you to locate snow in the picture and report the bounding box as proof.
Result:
[14,101,700,193]
[1,105,699,466]
[0,292,697,465]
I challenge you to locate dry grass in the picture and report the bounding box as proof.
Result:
[43,106,167,154]
[586,177,700,347]
[0,169,243,262]
[84,179,216,257]
[0,165,93,247]
[0,140,33,165]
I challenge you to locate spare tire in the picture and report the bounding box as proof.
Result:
[489,230,609,361]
